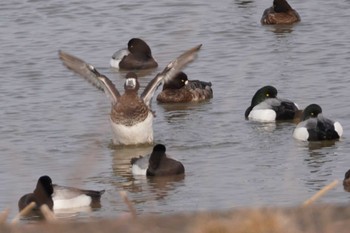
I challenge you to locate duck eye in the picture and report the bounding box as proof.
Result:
[266,93,269,97]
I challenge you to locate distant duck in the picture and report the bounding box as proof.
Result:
[59,44,202,145]
[110,38,158,70]
[18,176,105,212]
[245,85,300,122]
[261,0,300,25]
[293,104,343,141]
[156,71,213,103]
[131,144,185,176]
[343,169,350,192]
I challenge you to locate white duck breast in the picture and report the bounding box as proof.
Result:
[110,113,153,145]
[131,154,151,175]
[248,101,277,122]
[293,119,312,141]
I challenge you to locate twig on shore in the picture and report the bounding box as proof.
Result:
[119,191,137,218]
[0,209,9,224]
[40,204,56,222]
[303,180,339,206]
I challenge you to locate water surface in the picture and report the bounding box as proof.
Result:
[1,0,350,221]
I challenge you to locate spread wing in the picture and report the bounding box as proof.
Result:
[59,50,120,104]
[141,44,202,106]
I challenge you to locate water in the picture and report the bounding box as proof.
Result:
[1,0,350,221]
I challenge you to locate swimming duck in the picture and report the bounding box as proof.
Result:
[110,38,158,70]
[261,0,300,25]
[18,176,54,211]
[156,71,213,103]
[245,85,299,122]
[59,44,202,145]
[343,169,350,192]
[18,176,105,212]
[293,104,343,141]
[131,144,185,176]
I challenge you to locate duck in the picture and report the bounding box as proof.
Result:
[110,38,158,70]
[293,104,343,141]
[245,85,300,122]
[156,71,213,103]
[18,176,54,211]
[131,144,185,176]
[59,44,202,145]
[343,169,350,192]
[261,0,300,25]
[18,176,105,212]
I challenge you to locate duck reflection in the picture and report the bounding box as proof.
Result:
[308,140,337,151]
[262,24,296,36]
[111,145,185,202]
[146,175,185,200]
[111,144,153,179]
[160,103,200,121]
[234,0,254,8]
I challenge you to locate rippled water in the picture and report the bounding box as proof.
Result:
[1,0,350,221]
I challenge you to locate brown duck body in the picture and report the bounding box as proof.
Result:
[261,0,300,25]
[157,72,213,103]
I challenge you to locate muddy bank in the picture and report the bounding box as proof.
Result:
[1,205,350,233]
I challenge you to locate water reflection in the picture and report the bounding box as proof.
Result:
[160,103,203,123]
[234,0,254,8]
[111,145,153,179]
[264,24,295,35]
[248,121,277,133]
[308,140,337,152]
[146,175,185,200]
[110,145,185,207]
[299,140,339,191]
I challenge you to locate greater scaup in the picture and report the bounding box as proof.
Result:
[18,176,54,211]
[110,38,158,70]
[156,71,213,103]
[245,85,300,122]
[293,104,343,141]
[59,44,202,145]
[131,144,185,176]
[261,0,300,25]
[18,176,104,213]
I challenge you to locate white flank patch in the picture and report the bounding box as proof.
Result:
[110,49,129,69]
[110,58,121,69]
[132,164,147,175]
[248,109,276,122]
[334,121,343,137]
[131,155,150,176]
[293,127,309,141]
[53,195,92,210]
[110,113,153,145]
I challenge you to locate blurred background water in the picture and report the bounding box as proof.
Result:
[1,0,350,221]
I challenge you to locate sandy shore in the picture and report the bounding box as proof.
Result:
[1,204,350,233]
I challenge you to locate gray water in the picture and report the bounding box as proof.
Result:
[1,0,350,221]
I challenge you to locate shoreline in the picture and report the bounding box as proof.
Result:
[1,204,350,233]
